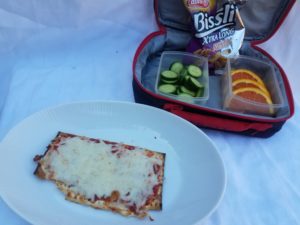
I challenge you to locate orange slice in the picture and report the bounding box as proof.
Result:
[231,69,265,87]
[233,87,273,105]
[232,79,270,97]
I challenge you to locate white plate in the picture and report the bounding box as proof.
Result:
[0,101,226,225]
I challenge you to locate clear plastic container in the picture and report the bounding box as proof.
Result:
[155,51,209,105]
[222,55,285,117]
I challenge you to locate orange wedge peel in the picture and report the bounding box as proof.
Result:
[233,87,274,114]
[232,79,270,97]
[233,87,273,105]
[231,69,266,87]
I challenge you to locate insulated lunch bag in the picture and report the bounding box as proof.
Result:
[132,0,295,138]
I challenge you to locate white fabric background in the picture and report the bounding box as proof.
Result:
[0,1,299,225]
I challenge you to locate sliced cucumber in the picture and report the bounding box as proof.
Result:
[185,77,205,97]
[195,87,204,97]
[160,78,178,84]
[157,61,205,102]
[178,73,187,84]
[170,61,184,74]
[187,64,202,78]
[158,84,177,94]
[177,93,194,102]
[178,92,194,97]
[180,67,188,76]
[178,86,196,97]
[160,70,179,82]
[183,75,191,85]
[186,77,204,91]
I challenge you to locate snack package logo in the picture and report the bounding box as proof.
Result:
[193,3,236,38]
[186,0,210,9]
[184,0,211,12]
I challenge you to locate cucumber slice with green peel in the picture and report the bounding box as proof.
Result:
[178,92,194,97]
[195,87,204,97]
[187,64,202,78]
[170,62,184,74]
[178,86,196,97]
[180,67,188,76]
[176,87,181,95]
[185,77,205,97]
[160,70,179,82]
[183,75,191,85]
[178,72,187,84]
[160,78,178,84]
[177,93,194,103]
[186,77,204,91]
[158,84,177,94]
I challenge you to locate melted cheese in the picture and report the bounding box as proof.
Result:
[46,137,162,209]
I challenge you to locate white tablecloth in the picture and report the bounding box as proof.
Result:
[0,1,299,225]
